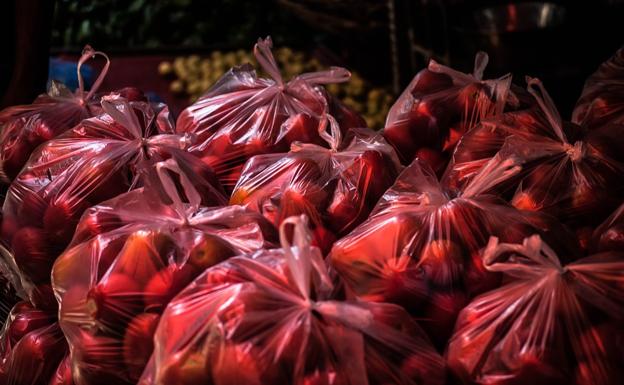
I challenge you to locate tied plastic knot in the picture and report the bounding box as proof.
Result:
[563,141,586,162]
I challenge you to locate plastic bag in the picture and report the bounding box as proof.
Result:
[383,52,513,171]
[592,202,624,253]
[0,46,145,182]
[52,159,275,385]
[446,235,624,385]
[0,97,221,302]
[0,301,68,385]
[330,156,578,347]
[48,355,74,385]
[140,215,445,385]
[176,36,363,191]
[230,122,402,254]
[573,47,624,130]
[445,78,624,227]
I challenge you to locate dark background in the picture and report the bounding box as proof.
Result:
[1,0,623,117]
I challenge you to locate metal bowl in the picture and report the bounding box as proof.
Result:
[472,2,566,34]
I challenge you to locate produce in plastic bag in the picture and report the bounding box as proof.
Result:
[445,78,624,227]
[140,215,446,385]
[48,355,74,385]
[383,52,513,171]
[230,122,402,253]
[0,97,219,302]
[573,47,624,130]
[0,46,145,182]
[330,157,577,346]
[446,235,624,385]
[52,159,274,385]
[592,202,624,253]
[0,301,68,385]
[176,36,363,191]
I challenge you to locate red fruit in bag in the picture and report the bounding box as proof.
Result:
[596,223,624,253]
[422,290,469,347]
[411,69,454,95]
[86,273,143,331]
[384,53,511,165]
[16,189,49,227]
[415,147,446,175]
[160,351,210,385]
[49,355,74,385]
[188,234,237,271]
[177,37,354,191]
[6,324,67,385]
[3,305,54,347]
[74,208,123,243]
[11,227,53,283]
[73,330,129,385]
[123,313,160,380]
[419,239,463,287]
[44,199,91,247]
[141,216,445,385]
[144,264,196,311]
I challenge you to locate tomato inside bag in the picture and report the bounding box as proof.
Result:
[446,78,624,227]
[0,301,68,385]
[176,36,364,191]
[383,52,513,172]
[52,158,274,385]
[446,235,624,385]
[140,215,445,385]
[0,46,145,182]
[230,119,402,254]
[330,156,579,347]
[0,97,223,303]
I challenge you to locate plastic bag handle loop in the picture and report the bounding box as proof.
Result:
[296,67,351,85]
[483,235,564,274]
[318,114,342,151]
[100,97,144,139]
[254,37,284,86]
[429,51,489,83]
[77,45,110,102]
[461,155,522,198]
[279,215,313,300]
[155,159,202,221]
[526,77,566,143]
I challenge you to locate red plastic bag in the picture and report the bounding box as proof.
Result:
[140,215,445,385]
[446,235,624,385]
[446,78,624,227]
[592,202,624,253]
[230,122,402,253]
[48,355,74,385]
[52,159,275,385]
[0,97,222,302]
[0,301,67,385]
[176,37,364,191]
[573,47,624,130]
[0,46,144,182]
[330,157,577,346]
[383,52,513,171]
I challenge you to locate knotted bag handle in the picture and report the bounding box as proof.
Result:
[77,45,111,102]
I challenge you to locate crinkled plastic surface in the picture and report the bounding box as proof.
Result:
[446,78,624,227]
[141,215,446,385]
[52,160,275,385]
[230,123,402,254]
[446,235,624,385]
[592,202,624,253]
[176,36,362,191]
[0,301,68,385]
[0,46,145,182]
[330,157,578,347]
[573,47,624,129]
[383,52,512,171]
[0,98,211,302]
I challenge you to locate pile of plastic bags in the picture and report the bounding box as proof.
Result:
[0,39,622,385]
